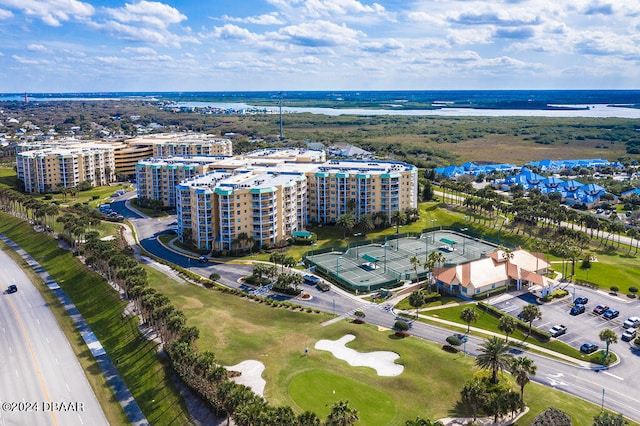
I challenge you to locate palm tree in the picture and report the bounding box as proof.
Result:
[298,411,321,426]
[520,304,541,336]
[337,214,355,239]
[427,251,445,292]
[358,213,374,236]
[325,400,359,426]
[599,328,618,358]
[409,256,421,281]
[476,336,514,384]
[498,316,517,343]
[460,306,479,333]
[391,210,406,234]
[510,356,537,401]
[408,290,425,319]
[374,211,388,228]
[346,198,357,215]
[460,378,487,422]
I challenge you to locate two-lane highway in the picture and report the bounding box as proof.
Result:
[0,249,107,426]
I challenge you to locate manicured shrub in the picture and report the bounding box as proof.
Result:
[394,320,410,332]
[531,407,572,426]
[610,285,619,294]
[446,335,462,346]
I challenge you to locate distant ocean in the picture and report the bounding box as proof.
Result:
[1,90,640,118]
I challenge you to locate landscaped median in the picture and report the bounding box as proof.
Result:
[0,212,192,425]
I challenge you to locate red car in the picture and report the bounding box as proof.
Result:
[593,305,609,315]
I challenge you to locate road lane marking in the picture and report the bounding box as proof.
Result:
[7,296,58,426]
[603,371,624,381]
[570,373,640,404]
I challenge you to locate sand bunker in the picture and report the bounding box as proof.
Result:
[315,334,404,377]
[225,360,266,396]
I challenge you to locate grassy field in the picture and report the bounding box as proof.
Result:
[143,262,634,425]
[0,213,192,426]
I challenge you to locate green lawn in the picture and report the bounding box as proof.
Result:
[288,370,396,424]
[0,213,191,426]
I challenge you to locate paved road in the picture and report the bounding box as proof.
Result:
[118,190,640,423]
[0,249,108,426]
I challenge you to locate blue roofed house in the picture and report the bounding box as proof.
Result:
[621,188,640,199]
[493,167,612,208]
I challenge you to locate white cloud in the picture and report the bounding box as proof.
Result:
[89,19,199,47]
[12,54,50,65]
[265,0,391,22]
[122,47,158,55]
[279,20,364,47]
[223,12,285,25]
[0,0,94,26]
[0,7,12,19]
[104,1,186,29]
[27,44,48,52]
[210,24,264,42]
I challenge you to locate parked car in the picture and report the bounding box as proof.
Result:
[574,297,588,305]
[580,342,599,354]
[303,275,320,285]
[570,305,586,315]
[198,255,208,263]
[593,305,609,315]
[7,284,17,293]
[623,316,640,329]
[603,309,620,320]
[548,325,568,337]
[621,328,637,342]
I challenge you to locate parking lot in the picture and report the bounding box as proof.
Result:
[489,284,640,354]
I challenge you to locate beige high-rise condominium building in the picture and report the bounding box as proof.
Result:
[15,133,233,190]
[16,145,115,193]
[176,170,308,251]
[136,156,232,207]
[125,133,233,157]
[150,149,418,251]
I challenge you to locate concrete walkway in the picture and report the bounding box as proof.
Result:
[0,232,149,426]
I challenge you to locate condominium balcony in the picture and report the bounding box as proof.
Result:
[253,215,276,224]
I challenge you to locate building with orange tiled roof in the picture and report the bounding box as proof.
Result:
[434,248,550,297]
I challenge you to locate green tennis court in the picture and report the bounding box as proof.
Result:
[304,230,497,292]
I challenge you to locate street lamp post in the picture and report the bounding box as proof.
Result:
[425,231,429,262]
[431,219,438,242]
[384,243,387,273]
[461,227,468,255]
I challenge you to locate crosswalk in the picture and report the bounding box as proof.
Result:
[342,302,395,318]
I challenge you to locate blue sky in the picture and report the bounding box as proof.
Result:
[0,0,638,92]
